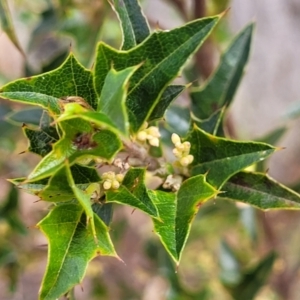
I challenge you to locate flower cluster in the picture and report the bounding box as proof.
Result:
[102,171,124,190]
[171,133,194,167]
[136,122,161,147]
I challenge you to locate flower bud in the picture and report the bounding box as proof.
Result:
[171,133,181,145]
[116,173,124,182]
[103,181,112,190]
[111,180,120,189]
[149,137,159,147]
[137,131,147,141]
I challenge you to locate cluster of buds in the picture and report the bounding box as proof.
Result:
[136,122,161,147]
[171,133,194,167]
[102,171,124,190]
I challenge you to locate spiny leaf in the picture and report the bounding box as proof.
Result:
[39,164,100,202]
[220,171,300,210]
[27,119,121,181]
[0,53,97,113]
[149,85,186,122]
[110,0,150,50]
[23,113,59,157]
[106,168,159,217]
[38,203,118,300]
[188,125,276,189]
[98,65,140,135]
[55,103,121,135]
[94,15,221,132]
[191,23,253,119]
[151,175,217,264]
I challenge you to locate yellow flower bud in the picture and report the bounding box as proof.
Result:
[171,133,181,145]
[172,148,181,158]
[112,180,120,189]
[103,181,112,190]
[149,137,159,147]
[116,173,124,182]
[180,156,190,167]
[137,131,147,142]
[186,154,194,164]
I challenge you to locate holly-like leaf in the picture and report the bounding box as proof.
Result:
[149,85,186,122]
[151,175,217,264]
[27,119,121,181]
[55,103,121,135]
[92,202,113,226]
[110,0,150,50]
[191,23,253,119]
[0,53,97,113]
[98,65,140,135]
[188,126,276,189]
[94,15,221,132]
[38,203,118,300]
[220,171,300,210]
[39,164,100,202]
[23,118,59,157]
[106,168,159,217]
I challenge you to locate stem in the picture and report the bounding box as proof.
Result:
[193,0,215,79]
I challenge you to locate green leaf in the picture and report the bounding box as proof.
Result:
[191,23,253,119]
[56,103,121,135]
[92,202,113,226]
[194,106,225,136]
[149,85,186,122]
[151,175,217,264]
[94,15,220,132]
[39,164,100,202]
[229,252,276,300]
[188,125,276,189]
[165,105,191,136]
[110,0,150,50]
[98,65,140,135]
[0,53,98,113]
[106,168,159,217]
[220,171,300,210]
[23,116,59,157]
[65,162,97,241]
[27,119,121,181]
[0,0,24,56]
[38,203,118,300]
[5,107,44,126]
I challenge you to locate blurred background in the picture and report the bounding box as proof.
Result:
[1,0,300,299]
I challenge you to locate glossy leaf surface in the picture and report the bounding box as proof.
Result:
[188,126,276,188]
[220,172,300,210]
[38,203,117,300]
[111,0,150,50]
[151,175,217,263]
[191,24,253,119]
[94,16,220,132]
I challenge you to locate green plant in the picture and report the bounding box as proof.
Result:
[1,0,300,299]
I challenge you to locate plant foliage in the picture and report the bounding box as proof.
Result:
[1,0,300,299]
